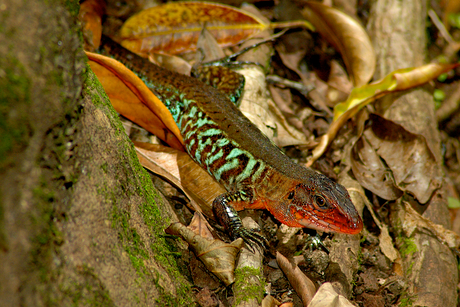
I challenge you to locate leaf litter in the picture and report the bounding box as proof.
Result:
[79,0,460,305]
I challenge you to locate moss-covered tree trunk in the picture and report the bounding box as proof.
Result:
[0,0,193,305]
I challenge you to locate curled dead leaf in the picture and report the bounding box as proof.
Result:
[363,115,441,204]
[308,282,355,307]
[276,251,316,306]
[86,51,184,151]
[261,295,281,307]
[166,222,243,286]
[301,1,375,86]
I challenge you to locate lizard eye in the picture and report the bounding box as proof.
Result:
[288,191,295,200]
[315,195,327,208]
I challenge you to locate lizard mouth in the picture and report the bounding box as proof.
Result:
[297,214,363,235]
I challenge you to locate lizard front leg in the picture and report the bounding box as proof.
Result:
[212,189,267,249]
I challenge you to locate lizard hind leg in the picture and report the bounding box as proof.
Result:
[212,191,267,250]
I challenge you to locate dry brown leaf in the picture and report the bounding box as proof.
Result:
[276,252,316,306]
[238,66,309,147]
[134,142,225,218]
[401,201,460,250]
[188,212,214,241]
[86,51,184,151]
[363,115,441,204]
[347,184,399,263]
[301,1,376,86]
[228,4,309,148]
[308,282,355,307]
[274,44,333,115]
[327,60,353,100]
[261,295,281,307]
[195,26,226,63]
[350,135,402,201]
[269,86,313,137]
[308,62,458,167]
[166,222,243,286]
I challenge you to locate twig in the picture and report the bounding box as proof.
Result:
[266,74,315,96]
[428,9,454,45]
[436,82,460,122]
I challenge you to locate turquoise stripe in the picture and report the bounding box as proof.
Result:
[214,158,239,182]
[236,155,258,182]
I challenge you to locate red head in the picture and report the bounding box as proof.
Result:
[268,173,363,234]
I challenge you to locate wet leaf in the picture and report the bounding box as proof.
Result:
[119,1,269,56]
[86,51,185,151]
[301,1,375,86]
[166,222,243,285]
[276,252,316,306]
[307,63,459,166]
[134,142,225,219]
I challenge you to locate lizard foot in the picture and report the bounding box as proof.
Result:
[231,225,268,252]
[212,191,268,251]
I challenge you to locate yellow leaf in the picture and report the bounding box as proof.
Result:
[307,62,459,166]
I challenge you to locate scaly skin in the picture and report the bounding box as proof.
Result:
[100,37,363,245]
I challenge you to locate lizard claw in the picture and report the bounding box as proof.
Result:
[231,226,268,252]
[212,192,268,252]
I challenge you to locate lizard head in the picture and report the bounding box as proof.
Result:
[271,173,363,234]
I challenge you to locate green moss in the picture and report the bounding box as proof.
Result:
[0,55,31,169]
[101,162,108,174]
[400,237,418,258]
[399,237,418,276]
[61,0,80,18]
[233,267,265,305]
[30,177,65,278]
[85,68,193,305]
[110,200,149,275]
[399,291,416,307]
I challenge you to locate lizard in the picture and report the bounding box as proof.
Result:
[98,36,363,246]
